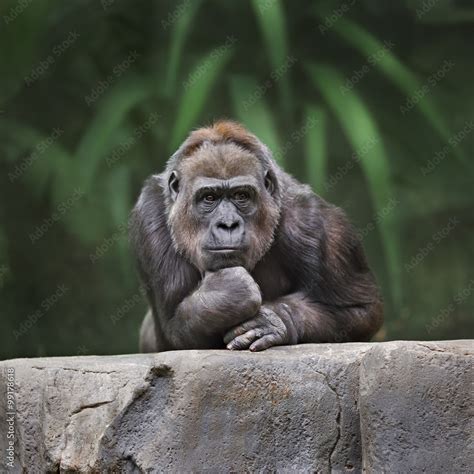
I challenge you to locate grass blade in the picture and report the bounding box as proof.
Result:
[307,63,402,306]
[251,0,292,117]
[229,75,282,163]
[76,74,152,191]
[164,0,202,96]
[170,46,233,151]
[326,16,466,165]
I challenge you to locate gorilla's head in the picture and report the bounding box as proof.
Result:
[164,121,281,272]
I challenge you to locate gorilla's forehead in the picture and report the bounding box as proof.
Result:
[179,142,263,181]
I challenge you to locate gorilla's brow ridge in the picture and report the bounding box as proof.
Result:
[192,177,260,195]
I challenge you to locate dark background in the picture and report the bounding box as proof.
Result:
[1,0,473,359]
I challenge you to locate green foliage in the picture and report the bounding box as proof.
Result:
[230,75,282,163]
[328,16,467,166]
[171,46,234,150]
[164,0,203,96]
[307,63,401,305]
[250,0,292,116]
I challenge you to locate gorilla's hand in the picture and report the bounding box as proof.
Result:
[224,305,297,351]
[200,266,261,323]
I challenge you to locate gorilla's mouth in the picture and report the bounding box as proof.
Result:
[205,247,245,254]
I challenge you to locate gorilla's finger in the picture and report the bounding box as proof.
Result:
[226,329,259,350]
[224,320,258,344]
[249,334,279,352]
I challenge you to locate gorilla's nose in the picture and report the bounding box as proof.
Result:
[217,220,240,232]
[213,217,244,247]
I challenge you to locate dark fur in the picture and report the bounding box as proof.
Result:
[130,121,383,352]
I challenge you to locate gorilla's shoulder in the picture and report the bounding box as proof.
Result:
[281,176,325,214]
[130,173,168,237]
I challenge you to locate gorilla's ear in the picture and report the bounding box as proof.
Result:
[264,170,277,196]
[168,171,180,201]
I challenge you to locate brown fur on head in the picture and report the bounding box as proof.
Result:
[165,121,282,272]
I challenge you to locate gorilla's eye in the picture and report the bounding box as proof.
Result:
[234,191,250,202]
[203,194,216,203]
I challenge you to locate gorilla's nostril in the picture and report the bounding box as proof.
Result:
[218,221,239,231]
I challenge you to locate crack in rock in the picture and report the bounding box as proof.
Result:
[70,399,114,415]
[303,361,342,473]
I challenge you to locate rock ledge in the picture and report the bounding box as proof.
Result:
[1,341,472,472]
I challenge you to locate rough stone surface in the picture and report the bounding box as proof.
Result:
[0,341,472,473]
[359,341,474,473]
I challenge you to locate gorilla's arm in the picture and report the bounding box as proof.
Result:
[164,267,261,349]
[131,177,261,351]
[225,189,383,351]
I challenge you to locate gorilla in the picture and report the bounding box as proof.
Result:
[130,121,383,352]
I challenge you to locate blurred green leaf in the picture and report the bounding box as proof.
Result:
[106,165,131,228]
[0,0,56,105]
[308,63,402,306]
[0,119,71,198]
[229,74,282,163]
[250,0,288,73]
[170,46,233,151]
[164,0,202,96]
[76,74,153,191]
[325,16,467,166]
[106,165,131,273]
[304,105,327,194]
[250,0,292,117]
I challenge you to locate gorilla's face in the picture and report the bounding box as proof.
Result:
[192,174,260,270]
[167,142,280,272]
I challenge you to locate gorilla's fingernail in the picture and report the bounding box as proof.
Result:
[227,343,234,350]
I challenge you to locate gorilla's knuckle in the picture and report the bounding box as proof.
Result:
[230,265,248,276]
[246,288,262,313]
